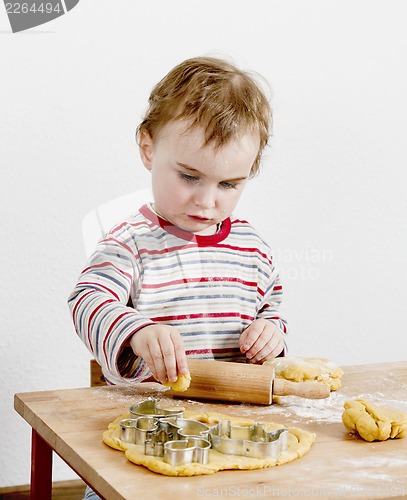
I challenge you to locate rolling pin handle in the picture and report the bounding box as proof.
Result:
[273,378,331,399]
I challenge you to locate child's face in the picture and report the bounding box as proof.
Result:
[139,120,259,235]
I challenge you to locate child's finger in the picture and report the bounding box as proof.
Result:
[140,348,160,382]
[239,323,262,353]
[171,331,189,375]
[246,336,268,360]
[163,355,178,383]
[250,335,283,363]
[158,335,178,383]
[238,330,249,352]
[146,342,169,383]
[240,322,265,355]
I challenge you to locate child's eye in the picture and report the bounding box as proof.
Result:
[220,181,238,190]
[179,172,199,183]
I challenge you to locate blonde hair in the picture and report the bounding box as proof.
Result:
[136,56,272,177]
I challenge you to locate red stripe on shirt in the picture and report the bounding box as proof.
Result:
[87,298,116,347]
[102,311,136,366]
[76,281,121,301]
[151,312,255,322]
[71,289,96,319]
[82,261,132,280]
[143,277,258,289]
[99,236,134,254]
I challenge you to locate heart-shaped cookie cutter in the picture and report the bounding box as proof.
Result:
[209,420,288,459]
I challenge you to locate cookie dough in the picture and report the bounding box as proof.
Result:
[103,410,315,476]
[163,372,191,392]
[265,357,343,391]
[342,399,407,442]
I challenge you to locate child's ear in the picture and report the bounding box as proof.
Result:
[139,130,154,171]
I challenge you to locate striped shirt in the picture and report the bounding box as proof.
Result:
[68,204,287,385]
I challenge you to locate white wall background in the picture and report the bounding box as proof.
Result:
[1,0,406,487]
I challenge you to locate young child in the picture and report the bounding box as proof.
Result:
[68,56,288,388]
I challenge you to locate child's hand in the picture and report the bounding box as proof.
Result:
[239,319,285,364]
[129,325,189,384]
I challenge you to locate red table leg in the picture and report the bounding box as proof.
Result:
[30,429,53,500]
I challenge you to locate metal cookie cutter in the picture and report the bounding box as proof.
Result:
[120,416,162,445]
[120,415,210,445]
[119,412,211,466]
[121,396,183,446]
[143,416,210,454]
[164,437,211,466]
[209,420,288,460]
[129,398,184,419]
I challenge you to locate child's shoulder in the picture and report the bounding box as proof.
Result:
[229,216,273,253]
[106,206,154,241]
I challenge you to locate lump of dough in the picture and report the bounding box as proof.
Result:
[163,372,191,392]
[342,399,407,442]
[264,356,343,391]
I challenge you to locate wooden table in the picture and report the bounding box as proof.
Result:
[14,361,407,499]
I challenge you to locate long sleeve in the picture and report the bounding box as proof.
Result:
[68,207,288,384]
[68,229,153,384]
[255,251,288,355]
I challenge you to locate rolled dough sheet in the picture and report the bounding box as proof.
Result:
[103,410,315,476]
[265,357,344,391]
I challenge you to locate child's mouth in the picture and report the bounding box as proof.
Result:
[188,215,210,222]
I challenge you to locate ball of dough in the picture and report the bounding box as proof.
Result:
[264,357,344,391]
[342,399,407,442]
[163,372,191,392]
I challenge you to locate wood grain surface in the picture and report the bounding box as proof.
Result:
[14,361,407,500]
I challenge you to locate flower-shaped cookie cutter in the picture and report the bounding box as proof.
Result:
[120,414,211,466]
[209,420,288,460]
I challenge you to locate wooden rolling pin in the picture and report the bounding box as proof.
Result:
[169,359,330,405]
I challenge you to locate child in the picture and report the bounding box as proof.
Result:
[68,56,287,388]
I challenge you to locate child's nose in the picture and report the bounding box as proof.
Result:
[193,187,216,209]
